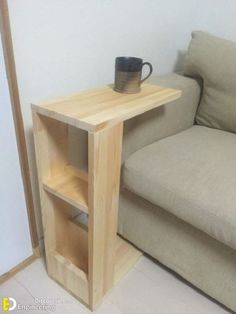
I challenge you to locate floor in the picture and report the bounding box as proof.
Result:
[0,256,231,314]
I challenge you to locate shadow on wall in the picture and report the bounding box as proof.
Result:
[174,50,187,73]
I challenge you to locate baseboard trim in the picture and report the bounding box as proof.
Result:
[0,246,40,284]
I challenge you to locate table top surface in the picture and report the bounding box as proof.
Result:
[32,84,181,132]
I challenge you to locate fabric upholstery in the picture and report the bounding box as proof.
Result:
[118,189,236,312]
[123,125,236,250]
[184,31,236,133]
[122,73,201,162]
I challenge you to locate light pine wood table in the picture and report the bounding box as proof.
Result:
[32,83,181,310]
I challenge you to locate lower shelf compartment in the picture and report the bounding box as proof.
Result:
[48,252,89,304]
[53,196,88,273]
[47,236,141,308]
[45,195,142,308]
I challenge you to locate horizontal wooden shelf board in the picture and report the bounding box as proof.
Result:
[43,169,88,214]
[32,84,182,132]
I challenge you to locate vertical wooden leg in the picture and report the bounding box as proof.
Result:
[88,123,123,309]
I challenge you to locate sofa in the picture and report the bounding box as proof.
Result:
[118,31,236,312]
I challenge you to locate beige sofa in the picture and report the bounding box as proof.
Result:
[118,31,236,312]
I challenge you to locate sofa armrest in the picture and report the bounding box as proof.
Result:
[122,73,201,162]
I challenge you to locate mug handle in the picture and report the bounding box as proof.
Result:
[141,62,153,84]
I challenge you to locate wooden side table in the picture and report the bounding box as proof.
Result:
[32,84,181,310]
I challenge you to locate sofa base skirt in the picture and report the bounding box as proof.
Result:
[118,189,236,312]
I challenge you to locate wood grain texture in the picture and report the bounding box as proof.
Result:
[48,252,89,304]
[32,84,182,132]
[32,83,182,310]
[0,0,38,248]
[43,169,88,213]
[54,200,88,273]
[88,123,123,308]
[33,112,90,303]
[45,195,89,303]
[32,114,69,181]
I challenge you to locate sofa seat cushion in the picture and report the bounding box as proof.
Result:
[123,125,236,249]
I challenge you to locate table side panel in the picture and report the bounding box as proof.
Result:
[88,123,123,308]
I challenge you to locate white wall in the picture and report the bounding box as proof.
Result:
[196,0,236,41]
[0,35,32,274]
[7,0,200,238]
[8,0,201,131]
[7,0,236,239]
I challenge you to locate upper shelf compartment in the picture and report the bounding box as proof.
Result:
[33,113,88,213]
[32,84,182,132]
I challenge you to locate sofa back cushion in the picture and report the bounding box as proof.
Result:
[184,31,236,133]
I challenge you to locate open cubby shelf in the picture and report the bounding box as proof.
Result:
[49,194,88,271]
[56,208,88,272]
[46,190,139,306]
[48,235,138,306]
[42,193,90,304]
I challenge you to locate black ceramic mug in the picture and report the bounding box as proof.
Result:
[114,56,153,93]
